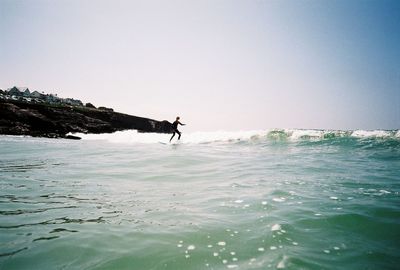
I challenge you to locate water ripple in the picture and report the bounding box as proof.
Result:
[0,247,28,257]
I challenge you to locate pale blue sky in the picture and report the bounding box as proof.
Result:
[1,0,399,131]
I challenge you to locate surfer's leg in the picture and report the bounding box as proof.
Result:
[170,132,175,142]
[177,130,181,140]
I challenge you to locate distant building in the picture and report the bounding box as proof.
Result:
[23,89,31,97]
[8,87,24,96]
[2,86,110,110]
[30,90,45,99]
[64,98,83,106]
[45,94,60,103]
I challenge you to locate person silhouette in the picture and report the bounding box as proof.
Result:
[170,116,185,142]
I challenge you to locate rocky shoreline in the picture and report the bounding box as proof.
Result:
[0,100,174,139]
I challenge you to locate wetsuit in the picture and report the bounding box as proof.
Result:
[170,120,183,141]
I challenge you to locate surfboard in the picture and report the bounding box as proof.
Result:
[159,141,181,145]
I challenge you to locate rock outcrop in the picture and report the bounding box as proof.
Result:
[0,100,174,139]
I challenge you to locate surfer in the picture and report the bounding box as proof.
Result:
[170,116,185,142]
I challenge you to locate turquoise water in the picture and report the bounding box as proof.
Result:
[1,130,399,269]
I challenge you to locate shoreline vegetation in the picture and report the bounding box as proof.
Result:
[0,86,174,139]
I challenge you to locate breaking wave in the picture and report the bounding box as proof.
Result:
[71,129,400,144]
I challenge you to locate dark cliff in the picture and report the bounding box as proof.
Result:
[0,100,174,139]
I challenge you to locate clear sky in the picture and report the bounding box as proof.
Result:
[1,0,399,131]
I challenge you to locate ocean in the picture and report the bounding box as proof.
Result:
[1,129,399,270]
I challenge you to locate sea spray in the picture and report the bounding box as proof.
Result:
[71,129,400,144]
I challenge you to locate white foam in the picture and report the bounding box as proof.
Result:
[72,130,167,144]
[288,129,324,139]
[72,129,268,144]
[69,128,399,144]
[271,224,281,231]
[276,256,288,269]
[351,130,392,138]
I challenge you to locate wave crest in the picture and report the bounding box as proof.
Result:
[71,129,400,144]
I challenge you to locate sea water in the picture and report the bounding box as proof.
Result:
[0,129,399,270]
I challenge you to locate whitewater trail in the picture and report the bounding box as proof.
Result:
[71,129,400,144]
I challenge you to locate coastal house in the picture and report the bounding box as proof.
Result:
[45,94,61,104]
[3,86,87,108]
[6,87,32,98]
[23,89,31,97]
[7,87,24,96]
[30,90,45,99]
[63,98,83,106]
